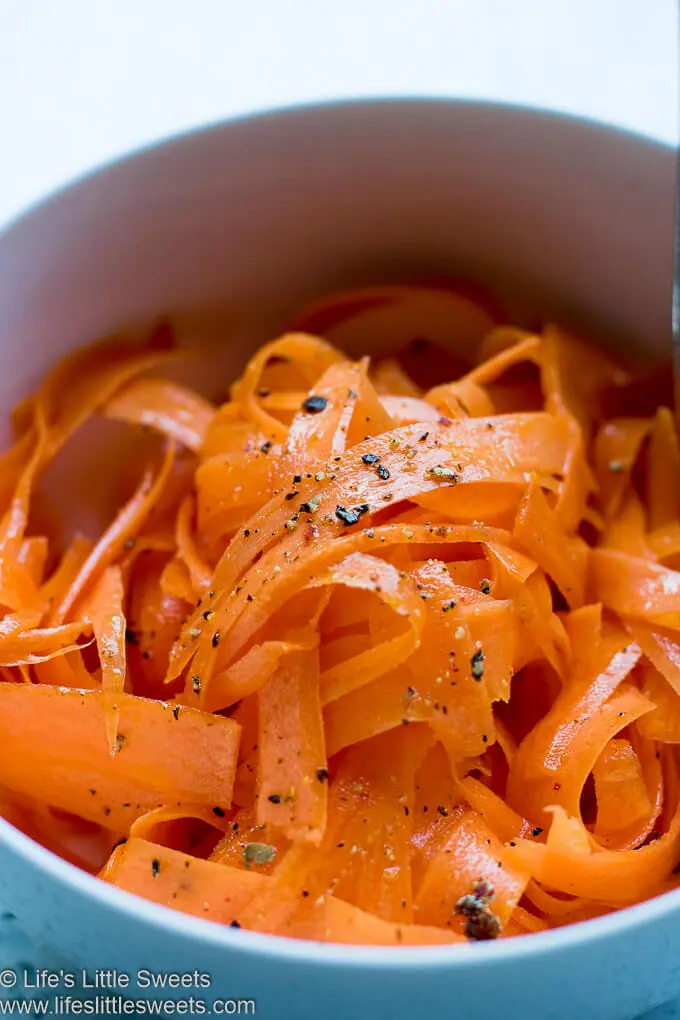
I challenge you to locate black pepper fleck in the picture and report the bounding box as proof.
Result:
[335,506,360,526]
[302,395,328,414]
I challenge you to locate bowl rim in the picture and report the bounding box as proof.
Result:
[0,93,672,240]
[0,94,677,969]
[4,808,680,969]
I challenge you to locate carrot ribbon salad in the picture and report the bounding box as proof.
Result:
[1,281,680,945]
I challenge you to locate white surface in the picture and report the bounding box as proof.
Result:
[0,0,676,230]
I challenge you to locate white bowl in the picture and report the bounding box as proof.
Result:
[0,99,675,1020]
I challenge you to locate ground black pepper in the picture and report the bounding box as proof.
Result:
[302,395,328,414]
[335,506,360,526]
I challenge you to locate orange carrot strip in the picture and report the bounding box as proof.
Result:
[625,620,680,696]
[414,809,528,932]
[105,377,215,451]
[592,734,662,851]
[648,520,680,562]
[104,837,461,944]
[103,838,265,920]
[592,418,651,518]
[514,481,587,609]
[505,803,680,904]
[204,630,317,713]
[590,550,680,628]
[256,648,327,843]
[237,728,430,932]
[646,407,680,531]
[372,359,423,397]
[17,537,49,585]
[231,333,343,441]
[507,627,643,824]
[0,339,175,555]
[289,283,497,362]
[129,804,228,845]
[283,361,368,469]
[209,806,288,871]
[637,662,680,743]
[600,492,652,560]
[287,896,464,945]
[80,566,127,752]
[313,553,424,703]
[49,442,175,624]
[175,495,212,596]
[0,684,240,830]
[40,536,93,610]
[0,621,90,666]
[380,395,441,426]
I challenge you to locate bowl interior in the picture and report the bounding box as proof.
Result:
[0,99,673,434]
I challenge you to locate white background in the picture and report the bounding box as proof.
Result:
[0,0,676,229]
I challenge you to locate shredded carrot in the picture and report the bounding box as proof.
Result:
[0,283,679,945]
